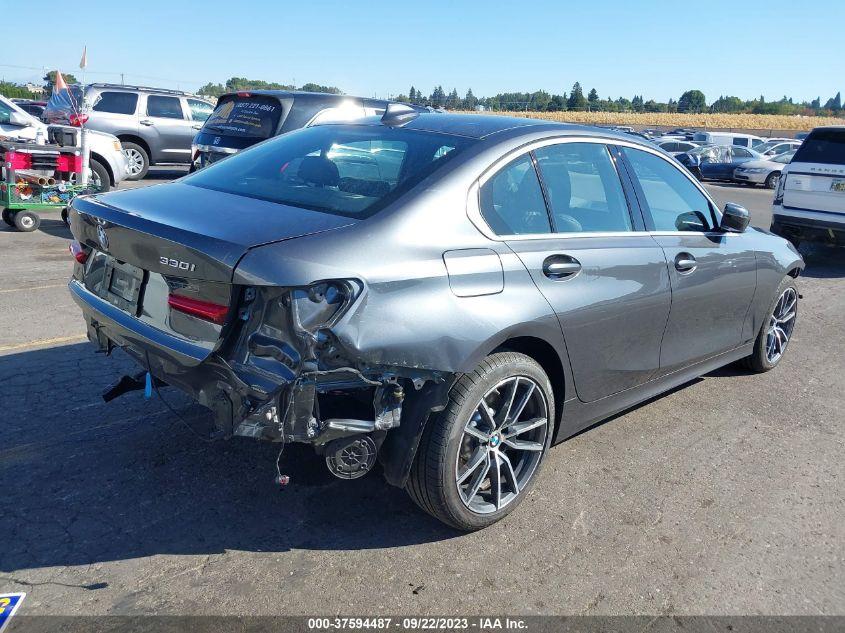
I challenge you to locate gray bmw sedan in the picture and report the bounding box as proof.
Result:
[67,107,804,530]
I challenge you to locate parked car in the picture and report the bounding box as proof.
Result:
[676,144,762,181]
[654,139,700,155]
[755,139,802,158]
[44,83,215,180]
[11,99,46,119]
[191,90,427,170]
[0,93,129,192]
[67,111,803,530]
[772,126,845,246]
[733,151,795,189]
[692,131,764,149]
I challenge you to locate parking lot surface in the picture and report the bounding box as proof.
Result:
[1,175,843,616]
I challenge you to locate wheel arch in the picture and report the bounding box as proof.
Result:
[117,134,151,158]
[89,152,114,185]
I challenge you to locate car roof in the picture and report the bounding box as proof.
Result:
[341,112,651,144]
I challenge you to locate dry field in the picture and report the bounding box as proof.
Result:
[460,110,845,131]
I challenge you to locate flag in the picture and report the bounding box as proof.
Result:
[53,70,68,95]
[79,46,87,70]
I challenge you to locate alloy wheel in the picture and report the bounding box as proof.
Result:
[123,148,145,177]
[454,376,548,514]
[766,287,797,363]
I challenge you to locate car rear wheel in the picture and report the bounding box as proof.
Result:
[741,275,798,372]
[406,352,554,531]
[765,171,781,190]
[122,142,149,180]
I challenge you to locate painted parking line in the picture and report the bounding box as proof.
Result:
[0,283,68,295]
[0,334,87,353]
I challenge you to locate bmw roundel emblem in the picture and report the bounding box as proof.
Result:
[97,224,109,250]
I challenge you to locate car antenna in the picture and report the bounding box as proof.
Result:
[381,103,419,127]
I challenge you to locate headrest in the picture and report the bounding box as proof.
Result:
[297,156,339,187]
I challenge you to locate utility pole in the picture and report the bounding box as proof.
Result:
[120,73,124,85]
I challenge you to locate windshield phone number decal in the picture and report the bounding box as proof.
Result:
[308,617,528,631]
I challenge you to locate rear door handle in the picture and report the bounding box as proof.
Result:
[191,124,202,130]
[140,119,154,126]
[543,255,581,279]
[674,253,697,273]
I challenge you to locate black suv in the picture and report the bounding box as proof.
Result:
[191,91,428,170]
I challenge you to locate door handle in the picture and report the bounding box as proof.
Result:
[543,255,581,279]
[140,119,154,126]
[191,124,202,130]
[674,253,697,273]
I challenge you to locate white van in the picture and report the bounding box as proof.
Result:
[771,126,845,246]
[692,131,765,149]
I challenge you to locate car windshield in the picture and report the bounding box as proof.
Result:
[183,124,476,218]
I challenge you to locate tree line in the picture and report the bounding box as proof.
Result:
[3,74,842,118]
[398,84,844,117]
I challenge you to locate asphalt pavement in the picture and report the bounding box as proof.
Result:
[1,174,843,616]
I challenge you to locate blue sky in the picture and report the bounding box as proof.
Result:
[2,0,842,103]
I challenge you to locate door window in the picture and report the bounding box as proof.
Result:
[480,154,551,235]
[187,99,213,122]
[92,92,138,115]
[534,143,632,233]
[0,100,13,124]
[146,96,184,119]
[732,146,753,158]
[622,147,715,232]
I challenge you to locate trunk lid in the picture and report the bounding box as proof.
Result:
[71,182,356,282]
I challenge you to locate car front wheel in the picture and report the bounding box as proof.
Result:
[765,171,781,190]
[406,352,554,531]
[122,142,150,180]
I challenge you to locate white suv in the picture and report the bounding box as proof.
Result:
[772,127,845,247]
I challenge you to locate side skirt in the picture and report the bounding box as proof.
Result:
[555,343,754,444]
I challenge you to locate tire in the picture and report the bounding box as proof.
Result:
[13,211,40,232]
[61,208,70,228]
[89,159,111,192]
[122,142,149,180]
[2,209,14,227]
[740,275,798,373]
[765,171,781,190]
[406,352,555,531]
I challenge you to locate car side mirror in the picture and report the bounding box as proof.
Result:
[8,111,32,127]
[721,203,750,233]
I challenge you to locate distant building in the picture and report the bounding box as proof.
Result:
[25,83,45,96]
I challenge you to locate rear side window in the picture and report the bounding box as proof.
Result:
[202,95,283,138]
[147,96,184,119]
[534,143,632,233]
[92,92,138,115]
[187,99,213,122]
[183,125,474,219]
[480,154,551,235]
[792,129,845,165]
[623,147,714,232]
[732,137,749,147]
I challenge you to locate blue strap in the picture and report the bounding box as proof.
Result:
[144,372,152,399]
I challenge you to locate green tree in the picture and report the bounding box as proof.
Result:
[567,82,587,111]
[587,88,599,109]
[408,86,417,103]
[197,82,225,98]
[678,89,706,113]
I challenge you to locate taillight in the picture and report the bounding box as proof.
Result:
[236,91,252,98]
[5,151,32,170]
[168,294,229,325]
[69,240,89,264]
[774,170,787,205]
[57,153,83,173]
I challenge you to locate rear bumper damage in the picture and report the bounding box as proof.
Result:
[69,277,454,486]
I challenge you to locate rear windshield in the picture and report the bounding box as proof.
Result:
[791,129,845,165]
[200,95,283,139]
[182,124,475,218]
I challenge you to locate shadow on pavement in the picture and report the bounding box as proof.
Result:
[0,343,459,574]
[798,243,845,278]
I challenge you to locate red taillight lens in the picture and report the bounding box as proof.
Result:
[69,113,89,127]
[236,91,251,98]
[168,294,229,325]
[69,241,88,264]
[57,153,83,173]
[5,151,33,170]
